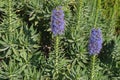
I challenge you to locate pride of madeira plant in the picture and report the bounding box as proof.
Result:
[88,0,103,80]
[88,28,103,80]
[0,0,120,80]
[51,6,65,78]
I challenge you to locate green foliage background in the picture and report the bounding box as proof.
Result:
[0,0,120,80]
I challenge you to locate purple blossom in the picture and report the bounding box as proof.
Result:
[51,6,65,36]
[88,28,103,55]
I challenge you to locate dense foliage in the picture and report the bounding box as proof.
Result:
[0,0,120,80]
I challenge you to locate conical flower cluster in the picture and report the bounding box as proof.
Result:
[88,28,103,55]
[51,6,65,36]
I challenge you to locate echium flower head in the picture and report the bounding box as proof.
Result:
[51,6,65,36]
[88,28,103,55]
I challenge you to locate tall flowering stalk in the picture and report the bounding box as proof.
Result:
[51,6,65,77]
[88,0,102,80]
[8,0,12,32]
[88,28,103,80]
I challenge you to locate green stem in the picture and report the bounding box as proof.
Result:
[108,0,118,36]
[91,0,97,19]
[94,0,101,27]
[77,0,82,27]
[8,0,12,32]
[90,55,96,80]
[55,36,59,75]
[110,0,118,27]
[111,0,118,21]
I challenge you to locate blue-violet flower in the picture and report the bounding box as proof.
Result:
[51,6,65,36]
[88,28,103,55]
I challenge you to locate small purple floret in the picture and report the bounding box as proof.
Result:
[51,6,65,36]
[88,28,103,55]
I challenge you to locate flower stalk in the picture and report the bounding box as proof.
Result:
[89,28,102,80]
[51,6,65,78]
[8,0,12,32]
[55,36,59,75]
[89,0,101,80]
[90,55,96,80]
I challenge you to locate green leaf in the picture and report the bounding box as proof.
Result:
[67,39,74,43]
[0,46,9,52]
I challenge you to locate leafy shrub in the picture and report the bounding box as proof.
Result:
[0,0,120,80]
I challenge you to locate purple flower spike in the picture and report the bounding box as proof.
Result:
[51,6,65,36]
[88,28,103,55]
